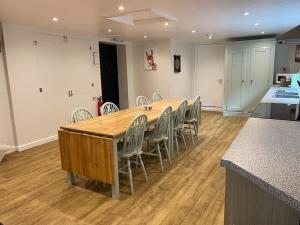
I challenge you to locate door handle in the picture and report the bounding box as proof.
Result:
[250,80,253,84]
[241,80,244,84]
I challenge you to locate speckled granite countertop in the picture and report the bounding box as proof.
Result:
[221,118,300,212]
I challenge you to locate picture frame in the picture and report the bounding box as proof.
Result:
[144,48,157,71]
[174,55,181,73]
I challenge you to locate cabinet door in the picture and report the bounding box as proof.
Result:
[247,46,274,111]
[225,49,248,112]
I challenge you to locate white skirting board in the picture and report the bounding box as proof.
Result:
[202,106,224,112]
[2,135,58,156]
[17,135,58,151]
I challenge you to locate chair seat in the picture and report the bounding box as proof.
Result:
[185,118,197,123]
[117,142,143,158]
[144,131,168,142]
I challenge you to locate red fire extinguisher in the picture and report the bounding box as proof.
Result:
[97,96,103,116]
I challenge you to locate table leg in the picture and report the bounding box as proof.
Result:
[67,172,75,185]
[112,139,119,199]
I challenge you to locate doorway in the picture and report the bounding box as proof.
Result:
[99,43,119,107]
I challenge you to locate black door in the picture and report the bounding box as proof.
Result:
[99,43,119,107]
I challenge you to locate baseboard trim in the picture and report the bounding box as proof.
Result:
[17,135,58,152]
[223,111,250,117]
[202,106,224,112]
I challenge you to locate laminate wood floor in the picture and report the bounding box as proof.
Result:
[0,112,247,225]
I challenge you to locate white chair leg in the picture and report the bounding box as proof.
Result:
[127,158,134,194]
[163,140,171,164]
[156,143,164,173]
[189,123,194,144]
[174,131,180,155]
[194,121,200,141]
[138,155,148,182]
[180,130,187,150]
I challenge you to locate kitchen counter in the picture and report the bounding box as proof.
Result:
[221,118,300,211]
[260,85,299,104]
[221,118,300,224]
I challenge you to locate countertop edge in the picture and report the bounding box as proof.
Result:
[220,159,300,212]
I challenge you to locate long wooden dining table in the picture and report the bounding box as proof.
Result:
[58,99,200,199]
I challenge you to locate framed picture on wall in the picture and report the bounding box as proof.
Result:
[174,55,181,73]
[295,45,300,63]
[144,48,157,71]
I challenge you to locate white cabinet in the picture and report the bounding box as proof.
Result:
[224,40,275,116]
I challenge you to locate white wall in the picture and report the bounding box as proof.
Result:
[2,23,101,149]
[194,44,225,111]
[275,42,300,76]
[131,39,195,102]
[117,44,129,109]
[170,39,195,100]
[0,28,16,147]
[132,39,172,101]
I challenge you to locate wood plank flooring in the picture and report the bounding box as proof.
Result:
[0,112,247,225]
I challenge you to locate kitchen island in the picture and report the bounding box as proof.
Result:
[221,118,300,225]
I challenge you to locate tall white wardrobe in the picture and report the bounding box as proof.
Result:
[224,39,275,116]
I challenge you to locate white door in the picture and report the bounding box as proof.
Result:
[195,44,225,110]
[247,46,273,111]
[225,48,248,112]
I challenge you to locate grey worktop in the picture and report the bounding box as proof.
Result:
[221,118,300,212]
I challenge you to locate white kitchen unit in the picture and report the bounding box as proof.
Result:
[224,39,275,116]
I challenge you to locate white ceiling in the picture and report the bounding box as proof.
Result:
[0,0,300,42]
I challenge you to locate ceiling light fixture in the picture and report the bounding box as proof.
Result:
[207,33,213,39]
[144,35,147,39]
[164,22,169,26]
[261,31,265,34]
[52,17,58,22]
[107,29,112,32]
[192,30,196,33]
[118,5,124,11]
[254,22,260,26]
[244,12,250,16]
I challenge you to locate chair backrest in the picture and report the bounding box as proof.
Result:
[101,102,119,115]
[153,92,163,102]
[136,96,149,106]
[121,114,148,155]
[70,108,93,123]
[153,106,172,138]
[186,96,201,121]
[173,100,188,129]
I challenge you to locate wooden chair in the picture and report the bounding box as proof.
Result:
[70,108,93,123]
[118,114,148,194]
[136,96,149,106]
[173,100,188,154]
[143,106,172,172]
[152,92,163,102]
[101,102,119,115]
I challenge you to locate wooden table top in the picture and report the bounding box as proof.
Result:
[60,99,194,138]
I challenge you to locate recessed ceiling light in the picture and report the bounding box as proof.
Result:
[261,31,265,34]
[144,35,147,39]
[207,33,213,39]
[254,22,260,26]
[192,30,196,33]
[118,5,124,11]
[52,17,58,22]
[244,12,250,16]
[107,29,112,32]
[164,22,169,26]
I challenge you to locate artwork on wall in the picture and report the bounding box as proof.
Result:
[295,45,300,63]
[144,48,157,71]
[174,55,181,73]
